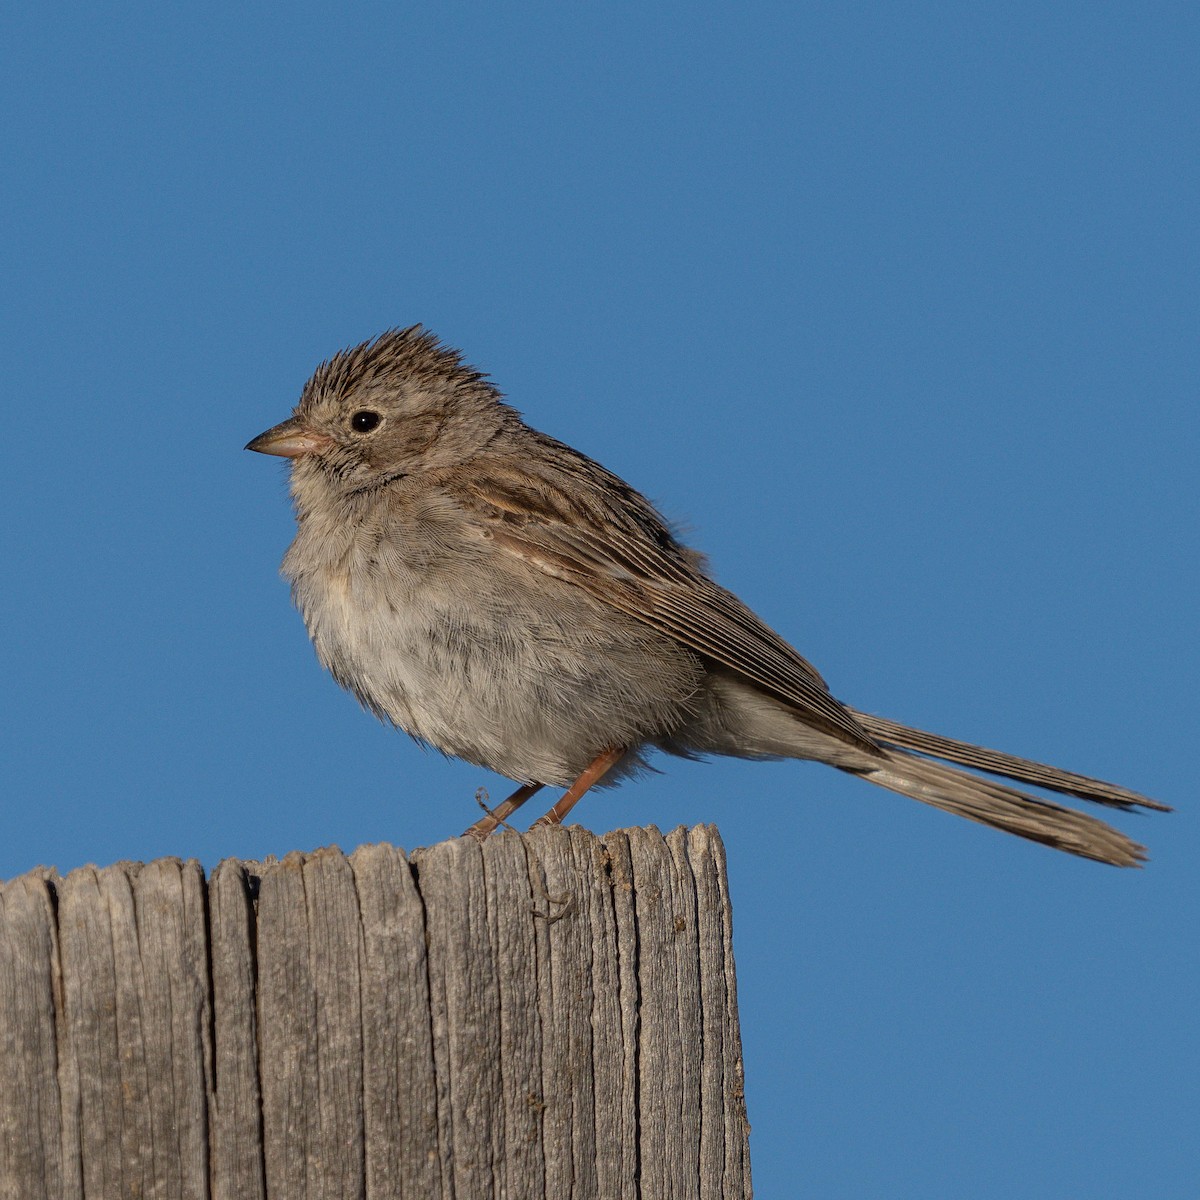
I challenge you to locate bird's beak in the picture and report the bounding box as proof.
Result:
[245,416,334,458]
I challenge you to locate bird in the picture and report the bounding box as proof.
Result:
[246,326,1167,866]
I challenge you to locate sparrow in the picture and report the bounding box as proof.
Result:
[247,327,1167,865]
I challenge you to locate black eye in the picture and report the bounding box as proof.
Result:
[350,410,381,433]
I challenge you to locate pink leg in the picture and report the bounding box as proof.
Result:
[462,781,543,841]
[530,747,626,830]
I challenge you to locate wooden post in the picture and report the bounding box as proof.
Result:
[0,825,752,1198]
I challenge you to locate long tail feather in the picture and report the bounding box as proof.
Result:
[849,709,1170,813]
[859,751,1150,867]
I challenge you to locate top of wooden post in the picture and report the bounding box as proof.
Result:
[0,824,753,1199]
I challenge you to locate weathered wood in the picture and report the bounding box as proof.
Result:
[0,871,62,1200]
[0,826,752,1198]
[352,843,440,1198]
[209,859,266,1200]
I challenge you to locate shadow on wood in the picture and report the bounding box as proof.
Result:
[0,825,752,1199]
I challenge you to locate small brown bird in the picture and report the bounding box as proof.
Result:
[247,327,1167,865]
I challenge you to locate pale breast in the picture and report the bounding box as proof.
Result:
[282,494,709,785]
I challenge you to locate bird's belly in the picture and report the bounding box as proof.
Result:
[291,561,706,786]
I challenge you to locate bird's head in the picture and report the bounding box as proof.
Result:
[246,326,513,506]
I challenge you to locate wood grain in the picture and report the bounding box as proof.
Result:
[0,827,752,1198]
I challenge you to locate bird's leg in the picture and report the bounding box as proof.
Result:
[530,747,626,830]
[462,781,544,841]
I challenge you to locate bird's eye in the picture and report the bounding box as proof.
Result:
[350,410,382,433]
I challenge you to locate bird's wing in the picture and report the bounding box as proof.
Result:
[446,442,879,753]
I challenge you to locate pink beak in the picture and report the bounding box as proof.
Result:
[245,417,334,458]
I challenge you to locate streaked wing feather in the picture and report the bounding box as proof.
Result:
[454,458,879,753]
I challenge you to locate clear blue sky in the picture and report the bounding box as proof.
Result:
[3,4,1196,1194]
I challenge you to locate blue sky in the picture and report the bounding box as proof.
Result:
[3,3,1196,1194]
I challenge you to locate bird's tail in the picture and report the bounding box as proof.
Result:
[846,709,1170,867]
